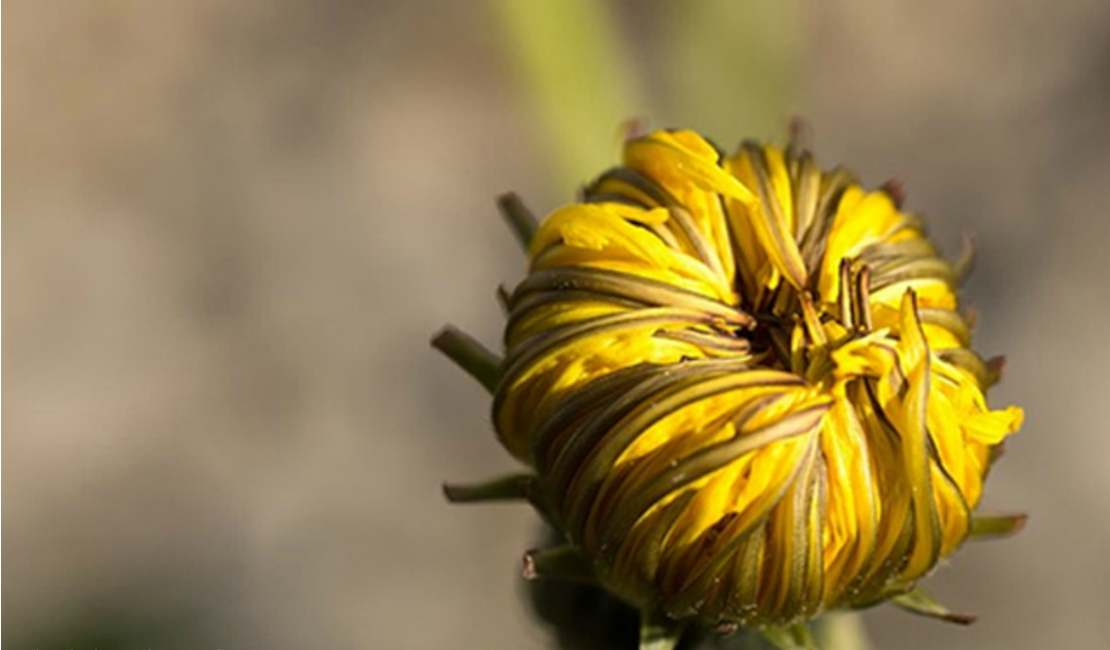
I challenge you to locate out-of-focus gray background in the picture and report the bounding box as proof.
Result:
[5,1,1110,648]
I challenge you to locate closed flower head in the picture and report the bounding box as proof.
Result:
[436,127,1024,643]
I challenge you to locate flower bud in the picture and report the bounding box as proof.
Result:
[438,128,1024,644]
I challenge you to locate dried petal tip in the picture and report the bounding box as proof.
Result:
[788,115,814,155]
[880,177,907,208]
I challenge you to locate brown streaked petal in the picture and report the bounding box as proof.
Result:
[562,370,808,538]
[512,266,752,327]
[594,396,830,570]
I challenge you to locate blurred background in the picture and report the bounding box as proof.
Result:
[5,0,1110,648]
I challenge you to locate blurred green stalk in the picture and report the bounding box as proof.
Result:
[488,1,803,198]
[659,0,804,141]
[486,0,646,193]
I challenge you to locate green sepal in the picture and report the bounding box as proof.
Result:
[430,325,502,393]
[969,513,1028,540]
[442,473,536,504]
[523,546,597,583]
[498,192,538,250]
[891,586,976,625]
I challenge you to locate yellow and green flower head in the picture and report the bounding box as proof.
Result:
[436,128,1024,644]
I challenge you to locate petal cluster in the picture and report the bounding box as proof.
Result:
[489,130,1022,628]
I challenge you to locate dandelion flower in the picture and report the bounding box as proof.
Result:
[435,128,1024,647]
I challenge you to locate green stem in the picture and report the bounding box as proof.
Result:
[814,612,872,650]
[639,610,685,650]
